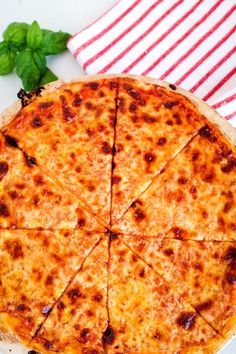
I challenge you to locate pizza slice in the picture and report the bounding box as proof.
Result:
[111,77,205,224]
[114,124,236,241]
[2,79,118,224]
[108,237,224,353]
[0,229,101,345]
[0,133,103,230]
[122,235,236,339]
[30,236,108,354]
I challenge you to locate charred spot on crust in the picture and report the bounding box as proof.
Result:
[134,208,146,222]
[5,135,19,148]
[28,351,39,354]
[224,247,236,261]
[31,116,43,128]
[44,341,53,350]
[102,326,115,345]
[0,161,9,180]
[109,80,118,90]
[157,137,167,146]
[17,89,30,107]
[169,84,177,90]
[0,203,10,217]
[24,153,37,167]
[144,152,156,164]
[176,312,196,330]
[41,305,52,316]
[38,101,54,110]
[199,125,217,142]
[112,176,121,184]
[102,142,112,154]
[196,300,213,312]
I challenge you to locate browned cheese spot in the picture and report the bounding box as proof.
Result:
[45,275,54,285]
[139,268,145,277]
[87,82,99,90]
[221,158,236,174]
[16,304,30,312]
[92,293,103,302]
[67,288,84,303]
[57,301,65,311]
[80,328,91,343]
[144,152,156,164]
[142,114,157,123]
[134,208,146,222]
[44,341,53,350]
[77,218,86,229]
[8,191,19,200]
[112,175,121,184]
[190,186,197,194]
[194,263,203,271]
[223,202,232,213]
[102,326,115,345]
[164,101,178,109]
[163,248,174,256]
[34,174,44,186]
[31,116,43,128]
[4,240,23,259]
[171,227,184,239]
[129,102,137,112]
[191,150,200,161]
[178,177,188,185]
[157,137,167,146]
[196,300,213,312]
[73,95,83,107]
[0,161,9,180]
[102,142,112,154]
[38,101,54,110]
[176,312,196,330]
[224,247,236,261]
[199,125,217,143]
[24,154,37,167]
[225,262,236,285]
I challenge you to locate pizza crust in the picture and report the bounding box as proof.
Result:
[0,75,235,352]
[1,74,236,147]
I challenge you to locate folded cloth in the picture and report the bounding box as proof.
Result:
[68,0,236,127]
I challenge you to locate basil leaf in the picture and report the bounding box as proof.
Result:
[27,21,43,49]
[16,48,41,91]
[3,22,29,49]
[42,29,53,36]
[42,31,71,55]
[0,47,16,75]
[39,67,58,86]
[32,50,46,74]
[0,41,9,55]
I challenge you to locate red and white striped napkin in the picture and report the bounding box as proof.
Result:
[68,0,236,127]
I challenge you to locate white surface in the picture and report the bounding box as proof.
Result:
[0,1,235,354]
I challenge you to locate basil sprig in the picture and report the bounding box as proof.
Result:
[0,21,70,91]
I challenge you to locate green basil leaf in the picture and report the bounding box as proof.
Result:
[0,41,9,55]
[42,31,71,55]
[0,48,16,75]
[39,67,58,86]
[42,29,53,36]
[32,50,46,74]
[27,21,43,49]
[16,48,41,91]
[3,22,29,49]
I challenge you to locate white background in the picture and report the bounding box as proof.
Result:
[0,1,235,353]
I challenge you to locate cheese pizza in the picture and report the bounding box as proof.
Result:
[0,75,235,354]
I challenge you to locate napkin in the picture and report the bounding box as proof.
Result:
[68,0,236,127]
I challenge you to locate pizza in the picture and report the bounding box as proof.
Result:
[0,75,235,354]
